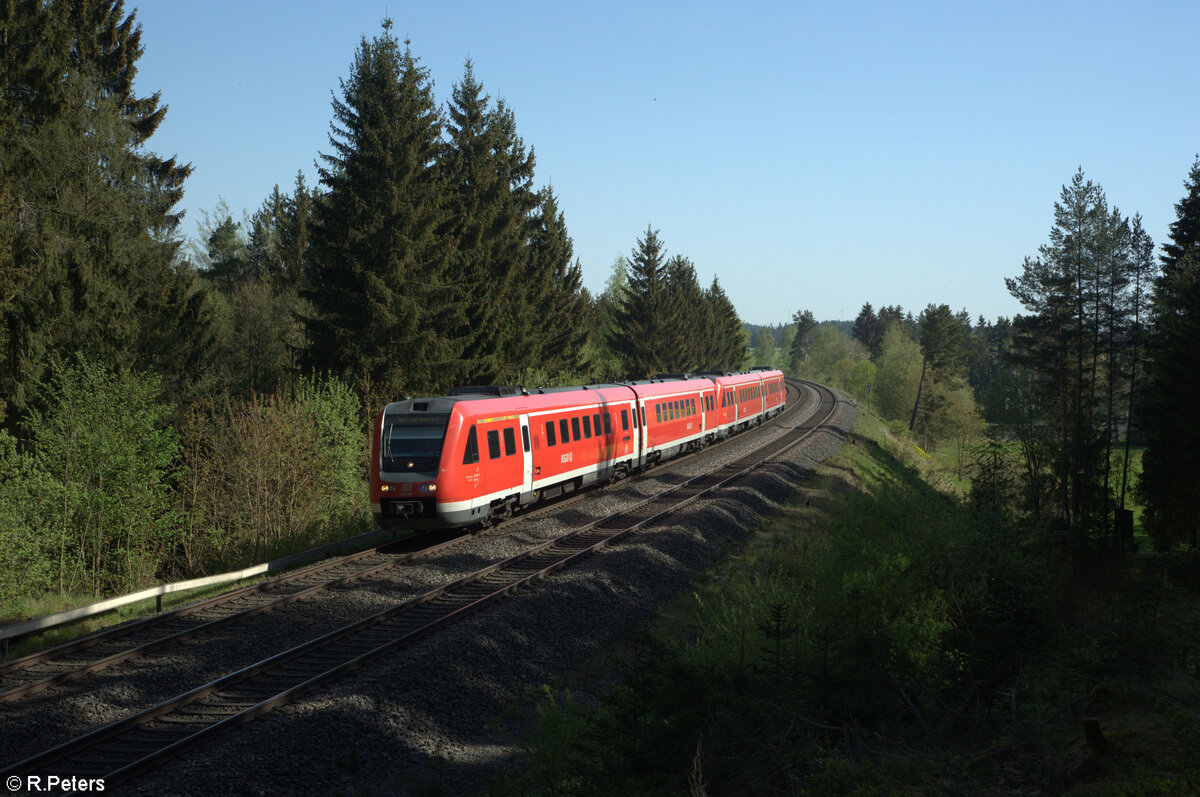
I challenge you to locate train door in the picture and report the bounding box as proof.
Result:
[519,414,533,496]
[636,399,647,469]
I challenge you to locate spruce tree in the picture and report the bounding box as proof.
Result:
[1160,157,1200,281]
[305,22,462,397]
[704,276,748,371]
[852,302,883,357]
[525,187,590,377]
[0,0,205,433]
[663,255,707,371]
[609,226,678,377]
[1140,160,1200,548]
[441,61,538,384]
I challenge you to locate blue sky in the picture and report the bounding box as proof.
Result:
[133,1,1199,325]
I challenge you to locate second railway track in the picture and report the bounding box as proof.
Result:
[1,379,839,789]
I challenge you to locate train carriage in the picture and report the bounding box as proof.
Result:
[370,369,787,531]
[632,377,714,465]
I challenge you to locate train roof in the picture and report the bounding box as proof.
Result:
[383,375,727,420]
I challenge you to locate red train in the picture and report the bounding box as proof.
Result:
[370,368,786,530]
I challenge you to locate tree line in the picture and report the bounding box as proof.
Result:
[787,163,1200,554]
[0,5,751,603]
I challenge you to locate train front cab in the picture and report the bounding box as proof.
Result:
[371,396,462,530]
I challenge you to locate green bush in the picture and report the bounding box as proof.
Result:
[12,356,183,598]
[0,430,56,603]
[177,376,370,571]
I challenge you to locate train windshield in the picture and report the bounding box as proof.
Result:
[381,413,450,474]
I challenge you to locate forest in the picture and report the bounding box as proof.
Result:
[2,4,1199,791]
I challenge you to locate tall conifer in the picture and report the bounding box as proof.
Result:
[1140,159,1200,548]
[0,0,205,432]
[525,187,590,376]
[305,21,462,397]
[442,61,538,384]
[609,226,677,377]
[704,276,748,371]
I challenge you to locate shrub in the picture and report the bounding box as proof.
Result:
[177,376,369,571]
[26,356,182,597]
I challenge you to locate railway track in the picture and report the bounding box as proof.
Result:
[1,379,836,788]
[0,379,812,699]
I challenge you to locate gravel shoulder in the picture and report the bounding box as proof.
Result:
[112,386,856,795]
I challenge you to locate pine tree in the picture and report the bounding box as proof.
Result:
[909,303,966,433]
[1005,170,1136,540]
[305,22,463,397]
[788,309,817,376]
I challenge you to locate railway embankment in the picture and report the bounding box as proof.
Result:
[488,405,1200,796]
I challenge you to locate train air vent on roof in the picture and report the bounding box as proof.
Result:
[412,402,430,411]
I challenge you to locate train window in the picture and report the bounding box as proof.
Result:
[668,402,675,421]
[656,404,662,423]
[620,409,629,431]
[463,426,479,465]
[522,425,530,452]
[639,406,645,427]
[583,415,592,439]
[594,413,603,435]
[602,413,611,435]
[560,418,570,443]
[545,421,557,446]
[690,398,696,415]
[503,427,516,456]
[571,417,581,441]
[487,430,501,460]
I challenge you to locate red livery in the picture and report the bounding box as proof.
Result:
[370,370,786,530]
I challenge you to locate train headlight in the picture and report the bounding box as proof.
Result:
[380,483,394,493]
[421,483,437,494]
